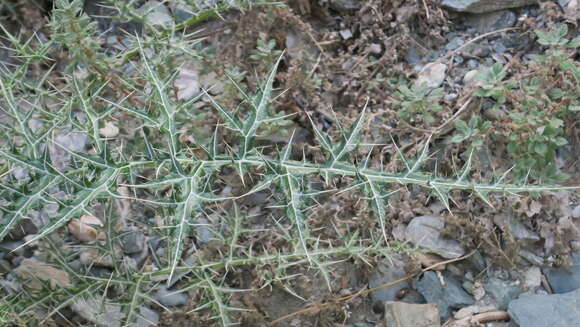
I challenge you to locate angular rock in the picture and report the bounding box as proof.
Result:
[406,216,465,259]
[484,277,522,309]
[120,228,146,254]
[416,271,474,320]
[154,285,188,307]
[466,10,517,33]
[440,0,538,14]
[384,302,440,327]
[71,298,123,327]
[508,289,580,327]
[369,257,410,310]
[543,253,580,294]
[136,306,159,327]
[414,63,447,89]
[493,214,540,242]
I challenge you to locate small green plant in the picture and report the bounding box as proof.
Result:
[448,115,492,150]
[250,37,283,62]
[394,84,443,125]
[470,24,579,182]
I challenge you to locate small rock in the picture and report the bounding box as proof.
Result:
[139,1,173,27]
[120,228,146,254]
[11,167,29,180]
[440,0,537,14]
[543,253,580,294]
[466,10,517,34]
[416,271,475,320]
[406,216,465,259]
[339,29,353,40]
[463,69,479,86]
[154,285,188,307]
[71,298,123,327]
[414,63,447,89]
[196,217,214,244]
[519,250,544,266]
[484,278,522,309]
[445,36,465,51]
[572,205,580,218]
[492,41,508,54]
[523,267,542,290]
[384,302,440,327]
[493,214,540,242]
[368,43,382,54]
[136,306,159,327]
[369,257,410,311]
[174,67,200,101]
[508,289,580,327]
[329,0,362,12]
[99,121,119,138]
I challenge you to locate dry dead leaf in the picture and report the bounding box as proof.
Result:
[99,121,120,138]
[16,258,71,291]
[68,214,105,242]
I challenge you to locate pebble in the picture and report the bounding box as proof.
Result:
[369,256,410,312]
[523,266,542,290]
[484,277,522,309]
[120,228,146,254]
[384,302,440,327]
[508,289,580,327]
[542,252,580,294]
[466,10,517,33]
[71,298,123,327]
[196,217,214,244]
[572,205,580,218]
[414,63,447,89]
[440,0,538,13]
[416,271,474,320]
[153,285,188,307]
[135,306,159,327]
[405,216,465,259]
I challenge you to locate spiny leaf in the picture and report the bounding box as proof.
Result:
[330,100,367,166]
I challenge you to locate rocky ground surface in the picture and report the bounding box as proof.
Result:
[1,0,580,326]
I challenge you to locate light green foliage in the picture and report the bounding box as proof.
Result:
[394,84,444,125]
[250,37,283,62]
[448,115,491,150]
[471,24,578,182]
[0,2,578,326]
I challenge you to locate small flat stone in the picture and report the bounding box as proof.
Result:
[384,302,440,327]
[484,278,522,309]
[543,253,580,294]
[508,289,580,327]
[406,216,465,259]
[440,0,537,14]
[416,271,474,320]
[414,63,447,89]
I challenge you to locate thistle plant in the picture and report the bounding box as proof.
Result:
[0,1,578,326]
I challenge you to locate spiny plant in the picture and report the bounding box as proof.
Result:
[0,1,578,326]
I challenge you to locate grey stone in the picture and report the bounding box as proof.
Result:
[70,298,123,327]
[519,250,544,266]
[445,36,465,51]
[135,306,159,327]
[339,29,353,40]
[154,286,188,307]
[138,1,173,27]
[416,271,474,320]
[120,229,146,254]
[484,278,523,309]
[414,63,447,89]
[369,257,409,308]
[543,253,580,294]
[440,0,538,14]
[493,41,508,54]
[384,302,440,327]
[466,10,517,34]
[494,214,540,242]
[572,205,580,218]
[406,216,465,259]
[196,217,214,244]
[467,59,479,68]
[508,289,580,327]
[329,0,362,12]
